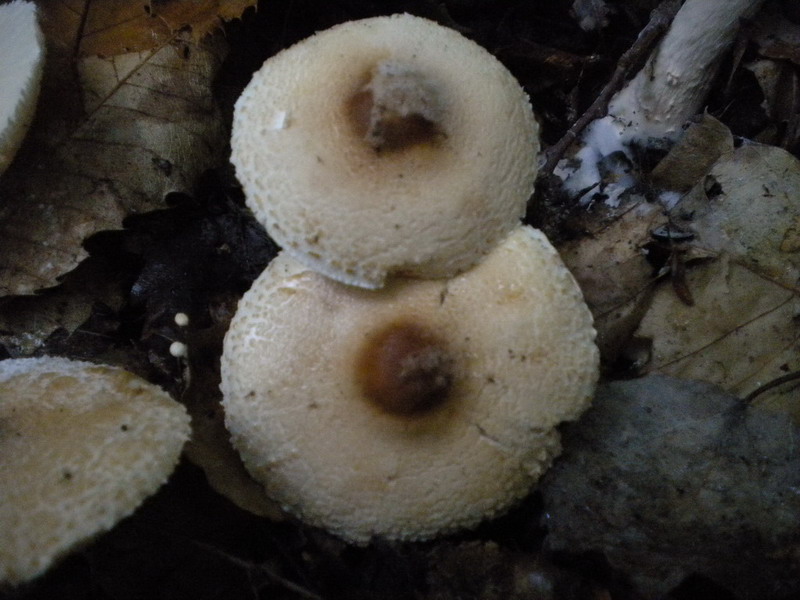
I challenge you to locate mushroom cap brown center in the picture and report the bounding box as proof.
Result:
[356,320,453,415]
[346,61,445,152]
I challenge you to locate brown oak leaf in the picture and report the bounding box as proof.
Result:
[0,0,253,296]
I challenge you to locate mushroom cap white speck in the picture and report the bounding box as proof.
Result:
[221,225,598,543]
[231,14,540,288]
[0,357,191,585]
[0,0,44,176]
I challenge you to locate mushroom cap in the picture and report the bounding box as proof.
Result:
[221,225,598,543]
[0,0,44,175]
[231,14,539,288]
[0,357,191,585]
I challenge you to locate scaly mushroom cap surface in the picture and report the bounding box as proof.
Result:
[221,225,598,543]
[0,0,44,175]
[231,14,539,288]
[0,358,191,585]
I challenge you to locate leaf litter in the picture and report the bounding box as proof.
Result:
[636,141,800,419]
[1,1,800,599]
[0,1,254,296]
[550,82,800,599]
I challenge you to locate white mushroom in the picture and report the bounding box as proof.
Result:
[0,357,191,585]
[0,0,44,176]
[221,225,598,543]
[231,14,539,288]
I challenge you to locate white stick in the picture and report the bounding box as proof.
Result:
[609,0,765,143]
[557,0,766,205]
[0,0,44,175]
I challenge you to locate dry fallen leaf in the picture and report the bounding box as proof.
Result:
[746,58,800,152]
[635,142,800,417]
[558,117,741,368]
[748,3,800,66]
[76,0,258,57]
[558,200,662,363]
[677,142,800,289]
[0,257,127,356]
[0,1,254,296]
[636,257,800,419]
[649,113,734,192]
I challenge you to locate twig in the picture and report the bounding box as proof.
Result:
[169,533,325,600]
[192,539,324,600]
[539,0,681,177]
[743,370,800,403]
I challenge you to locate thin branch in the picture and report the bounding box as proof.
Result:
[743,370,800,403]
[539,0,681,177]
[188,537,325,600]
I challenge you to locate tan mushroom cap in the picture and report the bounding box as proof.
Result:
[231,14,540,288]
[221,225,598,543]
[0,358,191,585]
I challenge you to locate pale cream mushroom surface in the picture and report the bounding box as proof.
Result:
[221,225,599,544]
[231,13,540,288]
[0,357,191,585]
[0,0,44,176]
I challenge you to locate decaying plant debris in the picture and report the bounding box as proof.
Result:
[1,1,799,599]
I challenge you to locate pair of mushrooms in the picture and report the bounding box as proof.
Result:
[222,14,599,544]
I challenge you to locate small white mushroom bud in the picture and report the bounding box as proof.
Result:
[169,341,188,357]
